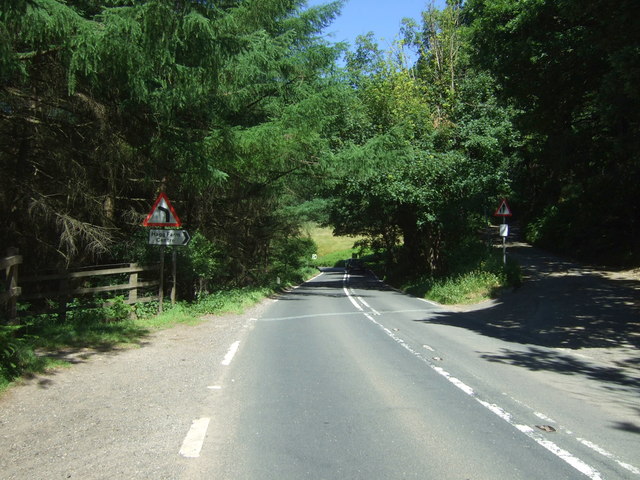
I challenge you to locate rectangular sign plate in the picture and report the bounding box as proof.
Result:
[148,229,191,246]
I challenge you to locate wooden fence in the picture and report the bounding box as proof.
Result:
[1,248,160,323]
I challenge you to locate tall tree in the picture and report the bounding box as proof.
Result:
[1,0,347,283]
[328,2,518,276]
[465,0,640,264]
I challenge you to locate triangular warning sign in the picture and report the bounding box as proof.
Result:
[142,192,182,227]
[494,199,512,217]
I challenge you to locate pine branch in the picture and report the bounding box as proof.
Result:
[17,46,65,60]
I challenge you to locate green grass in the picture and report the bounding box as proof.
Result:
[404,270,503,305]
[305,224,364,261]
[139,287,273,330]
[1,287,275,395]
[401,253,521,305]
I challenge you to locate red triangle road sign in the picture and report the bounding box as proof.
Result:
[494,198,512,217]
[142,192,182,227]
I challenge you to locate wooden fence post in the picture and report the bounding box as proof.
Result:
[57,273,68,323]
[128,263,139,303]
[5,247,20,324]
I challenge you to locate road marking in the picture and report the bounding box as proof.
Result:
[221,341,240,366]
[357,297,381,315]
[357,300,606,479]
[516,425,603,479]
[358,297,371,308]
[179,417,210,458]
[577,438,640,475]
[418,297,442,307]
[343,282,363,311]
[507,395,640,475]
[432,366,475,396]
[260,311,365,322]
[534,411,556,423]
[207,385,222,390]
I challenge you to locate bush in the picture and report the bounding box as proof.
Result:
[269,236,318,285]
[400,238,521,304]
[0,324,46,389]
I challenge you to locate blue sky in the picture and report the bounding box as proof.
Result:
[308,0,447,51]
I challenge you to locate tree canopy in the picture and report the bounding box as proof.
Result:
[465,0,640,264]
[1,0,637,298]
[1,0,347,286]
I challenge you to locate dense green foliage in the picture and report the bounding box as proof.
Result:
[4,0,635,286]
[2,0,638,381]
[1,0,344,288]
[465,0,640,264]
[327,1,518,279]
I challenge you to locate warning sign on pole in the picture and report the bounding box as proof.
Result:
[493,199,513,217]
[142,192,182,227]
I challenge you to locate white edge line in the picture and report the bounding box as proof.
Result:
[534,411,556,423]
[345,268,619,479]
[359,298,372,309]
[577,438,640,475]
[343,283,363,311]
[360,307,605,480]
[221,340,240,366]
[179,417,210,458]
[418,297,442,307]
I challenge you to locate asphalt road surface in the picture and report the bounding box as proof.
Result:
[1,266,638,479]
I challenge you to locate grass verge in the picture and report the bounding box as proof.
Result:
[305,224,364,264]
[0,287,275,394]
[400,252,522,305]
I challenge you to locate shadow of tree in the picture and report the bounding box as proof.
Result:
[411,243,640,408]
[421,244,639,350]
[609,407,640,435]
[479,346,640,393]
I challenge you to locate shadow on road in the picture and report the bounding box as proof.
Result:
[413,243,640,414]
[479,346,640,392]
[421,244,639,350]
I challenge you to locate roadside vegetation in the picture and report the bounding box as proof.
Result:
[1,225,520,393]
[1,0,635,389]
[1,287,278,393]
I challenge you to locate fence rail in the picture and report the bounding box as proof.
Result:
[20,264,159,303]
[1,248,161,323]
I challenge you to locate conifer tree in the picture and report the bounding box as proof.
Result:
[1,0,346,284]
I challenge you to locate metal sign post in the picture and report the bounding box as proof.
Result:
[142,193,190,313]
[500,220,509,264]
[171,249,177,305]
[494,199,513,265]
[158,245,165,313]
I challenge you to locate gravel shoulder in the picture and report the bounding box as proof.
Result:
[0,298,274,479]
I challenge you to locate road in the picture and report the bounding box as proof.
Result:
[1,266,638,479]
